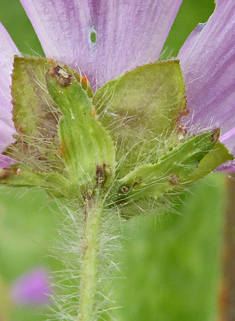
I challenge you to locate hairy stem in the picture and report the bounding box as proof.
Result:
[78,196,102,321]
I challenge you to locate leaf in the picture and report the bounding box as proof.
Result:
[12,56,57,138]
[109,129,220,205]
[0,164,79,199]
[93,60,188,176]
[8,56,63,173]
[185,141,234,183]
[3,57,116,199]
[46,66,115,191]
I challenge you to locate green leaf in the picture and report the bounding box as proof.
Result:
[93,60,187,176]
[0,164,79,199]
[185,141,234,183]
[109,129,220,205]
[8,56,64,173]
[8,57,94,176]
[46,66,115,191]
[3,57,116,199]
[12,56,57,138]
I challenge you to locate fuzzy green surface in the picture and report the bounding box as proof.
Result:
[93,60,187,177]
[112,130,227,204]
[46,66,115,187]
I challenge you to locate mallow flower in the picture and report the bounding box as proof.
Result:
[10,267,52,306]
[0,0,234,166]
[0,0,234,320]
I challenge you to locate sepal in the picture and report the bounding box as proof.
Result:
[186,141,234,183]
[93,60,188,177]
[46,66,115,192]
[108,129,224,205]
[0,164,81,199]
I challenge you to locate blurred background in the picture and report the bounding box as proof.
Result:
[0,0,233,320]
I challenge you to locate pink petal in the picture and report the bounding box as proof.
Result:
[20,0,183,88]
[0,23,19,112]
[0,23,18,166]
[178,0,235,154]
[10,267,52,305]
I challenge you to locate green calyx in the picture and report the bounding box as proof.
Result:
[3,57,115,200]
[0,56,233,208]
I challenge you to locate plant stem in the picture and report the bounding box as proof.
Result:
[78,196,102,321]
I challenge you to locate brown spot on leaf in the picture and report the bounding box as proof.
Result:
[169,174,180,185]
[90,109,97,117]
[178,124,187,138]
[47,65,73,87]
[120,185,129,194]
[81,76,88,89]
[176,104,189,135]
[0,168,11,179]
[132,181,140,188]
[0,166,24,180]
[96,164,112,187]
[96,165,105,185]
[58,141,67,156]
[212,128,220,142]
[13,167,23,175]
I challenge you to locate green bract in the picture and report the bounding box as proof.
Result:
[93,60,188,177]
[110,129,222,205]
[46,65,115,191]
[0,57,233,209]
[10,56,62,173]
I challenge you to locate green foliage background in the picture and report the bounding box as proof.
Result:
[0,1,226,320]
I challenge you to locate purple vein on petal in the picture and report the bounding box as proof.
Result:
[0,23,18,167]
[19,0,183,88]
[178,0,235,154]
